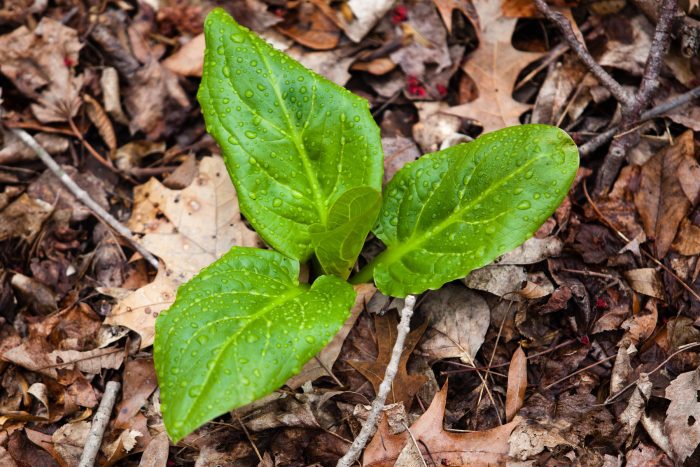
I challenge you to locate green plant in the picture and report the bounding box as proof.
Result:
[154,8,579,442]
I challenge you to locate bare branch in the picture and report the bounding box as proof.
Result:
[79,381,121,467]
[8,125,160,269]
[534,0,634,108]
[336,296,417,467]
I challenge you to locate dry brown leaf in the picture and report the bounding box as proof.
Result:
[138,432,169,467]
[0,17,83,123]
[673,218,700,255]
[104,157,261,348]
[84,94,117,155]
[444,0,543,132]
[626,442,674,467]
[163,33,205,77]
[505,346,527,422]
[52,420,90,466]
[364,381,520,466]
[619,373,651,435]
[339,0,395,42]
[508,419,573,461]
[621,299,658,345]
[418,284,490,361]
[100,67,129,125]
[464,264,527,300]
[277,2,341,50]
[349,312,428,410]
[634,131,696,258]
[114,358,157,429]
[381,135,421,184]
[665,368,700,462]
[433,0,477,33]
[496,236,564,265]
[286,283,376,389]
[532,58,587,125]
[0,132,69,165]
[624,268,665,300]
[0,194,52,244]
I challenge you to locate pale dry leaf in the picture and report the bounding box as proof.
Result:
[105,157,262,348]
[443,0,543,132]
[531,59,587,125]
[286,283,376,389]
[163,33,205,77]
[0,132,69,165]
[52,420,91,466]
[505,346,527,422]
[610,344,636,394]
[621,299,658,346]
[665,368,700,462]
[641,411,674,459]
[418,284,490,361]
[341,0,396,42]
[623,268,664,300]
[382,135,421,184]
[673,219,700,256]
[519,272,554,299]
[138,432,169,467]
[413,101,462,153]
[50,348,125,375]
[287,46,355,85]
[496,236,564,265]
[508,420,573,461]
[463,264,527,300]
[100,67,129,125]
[598,15,652,76]
[0,447,16,467]
[619,373,651,435]
[0,194,52,244]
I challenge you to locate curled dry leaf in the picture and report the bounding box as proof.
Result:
[621,299,658,346]
[505,346,527,422]
[619,373,651,435]
[364,381,520,466]
[105,157,262,348]
[163,33,206,77]
[138,432,169,467]
[672,218,700,256]
[665,368,700,462]
[418,284,490,361]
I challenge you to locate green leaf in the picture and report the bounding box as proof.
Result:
[198,9,383,262]
[310,186,382,278]
[154,247,356,442]
[359,124,579,297]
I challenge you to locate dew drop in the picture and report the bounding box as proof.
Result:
[517,200,531,210]
[244,130,257,139]
[244,90,254,98]
[273,198,282,207]
[188,385,202,398]
[524,170,534,179]
[304,335,316,344]
[230,33,244,43]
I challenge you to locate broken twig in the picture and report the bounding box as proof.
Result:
[336,295,417,467]
[9,125,160,269]
[79,381,121,467]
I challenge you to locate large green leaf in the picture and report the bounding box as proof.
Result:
[310,186,382,278]
[154,247,356,442]
[354,124,579,297]
[198,9,383,262]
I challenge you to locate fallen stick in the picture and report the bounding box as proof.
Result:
[9,125,160,269]
[336,295,417,467]
[79,381,121,467]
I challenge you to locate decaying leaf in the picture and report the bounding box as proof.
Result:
[364,381,520,466]
[665,368,700,462]
[624,268,665,300]
[163,33,206,77]
[339,0,396,42]
[105,157,261,348]
[464,264,527,300]
[349,312,428,410]
[444,0,543,131]
[418,284,490,361]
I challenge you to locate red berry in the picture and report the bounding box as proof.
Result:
[595,297,609,310]
[436,84,448,96]
[392,5,408,24]
[579,335,590,345]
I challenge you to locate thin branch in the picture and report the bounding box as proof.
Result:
[534,0,633,108]
[579,85,700,155]
[79,381,121,467]
[9,125,160,269]
[594,0,678,194]
[336,295,417,467]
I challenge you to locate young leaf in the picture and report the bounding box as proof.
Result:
[309,186,382,278]
[154,247,356,442]
[198,9,383,262]
[358,124,578,297]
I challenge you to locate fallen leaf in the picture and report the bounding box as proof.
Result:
[138,432,169,467]
[0,17,84,123]
[634,131,696,258]
[598,15,652,76]
[114,358,157,428]
[412,102,462,153]
[163,33,205,77]
[665,367,700,462]
[418,284,490,361]
[364,381,520,466]
[532,58,587,125]
[463,264,527,300]
[105,157,262,348]
[382,135,421,184]
[0,194,52,244]
[626,442,674,466]
[0,132,69,165]
[508,419,573,461]
[51,420,90,466]
[624,268,665,300]
[433,0,477,33]
[505,346,527,422]
[621,299,658,345]
[340,0,396,42]
[619,373,651,435]
[672,218,700,256]
[444,0,543,132]
[286,283,376,389]
[496,236,564,265]
[349,312,428,410]
[277,2,341,50]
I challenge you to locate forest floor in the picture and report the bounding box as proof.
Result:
[1,0,700,465]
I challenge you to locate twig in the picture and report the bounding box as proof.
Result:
[533,0,633,107]
[579,85,700,156]
[79,381,121,467]
[595,0,678,194]
[336,295,417,467]
[9,126,160,269]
